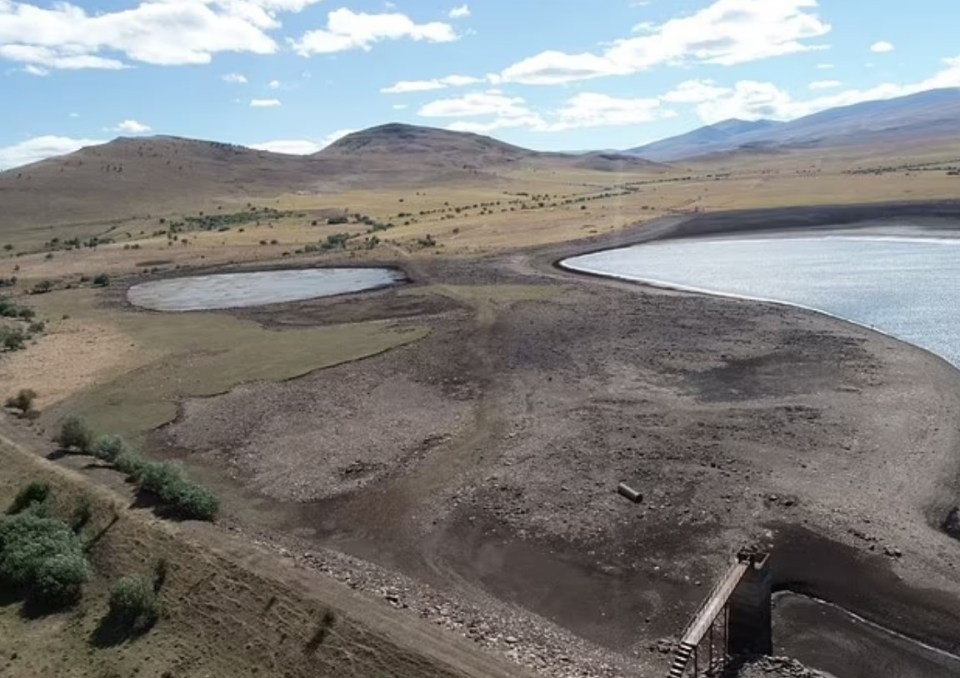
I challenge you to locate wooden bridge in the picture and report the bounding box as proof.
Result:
[668,548,771,678]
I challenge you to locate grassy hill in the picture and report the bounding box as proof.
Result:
[0,427,521,678]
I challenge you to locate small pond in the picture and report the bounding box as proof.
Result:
[127,267,403,311]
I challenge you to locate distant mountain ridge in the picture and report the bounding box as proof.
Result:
[625,88,960,161]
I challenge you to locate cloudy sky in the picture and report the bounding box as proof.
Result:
[2,0,959,168]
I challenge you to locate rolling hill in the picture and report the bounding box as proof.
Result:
[626,88,960,161]
[0,124,666,238]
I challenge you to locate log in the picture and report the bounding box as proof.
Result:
[617,482,642,503]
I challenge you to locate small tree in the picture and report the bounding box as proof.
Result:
[55,416,94,453]
[108,575,160,631]
[5,389,37,415]
[91,435,129,463]
[6,481,49,515]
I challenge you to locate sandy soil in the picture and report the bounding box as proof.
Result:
[147,202,960,677]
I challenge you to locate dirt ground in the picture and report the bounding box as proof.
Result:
[130,203,960,677]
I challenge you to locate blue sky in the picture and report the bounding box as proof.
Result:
[1,0,959,168]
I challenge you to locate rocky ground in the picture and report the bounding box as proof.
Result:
[151,206,960,677]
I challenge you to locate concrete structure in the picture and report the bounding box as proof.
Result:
[667,547,772,677]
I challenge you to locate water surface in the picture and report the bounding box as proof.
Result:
[564,235,960,368]
[128,267,402,311]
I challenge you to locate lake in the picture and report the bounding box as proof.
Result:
[127,267,403,311]
[563,235,960,369]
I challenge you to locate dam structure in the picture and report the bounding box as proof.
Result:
[668,548,772,677]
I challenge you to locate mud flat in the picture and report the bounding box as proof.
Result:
[144,202,960,677]
[127,266,403,311]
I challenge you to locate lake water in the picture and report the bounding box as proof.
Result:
[563,235,960,369]
[127,267,402,311]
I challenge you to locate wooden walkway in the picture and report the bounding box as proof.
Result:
[668,559,751,678]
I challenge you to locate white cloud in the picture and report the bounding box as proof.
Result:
[808,79,841,90]
[68,112,79,118]
[392,103,408,110]
[381,74,481,93]
[418,90,531,118]
[816,62,834,69]
[268,79,281,89]
[429,90,670,134]
[0,135,104,170]
[692,55,960,123]
[499,0,830,85]
[223,72,248,84]
[250,129,354,154]
[250,98,281,107]
[548,92,671,131]
[662,79,731,103]
[448,4,470,19]
[0,0,326,72]
[111,119,152,133]
[292,8,458,56]
[870,41,894,53]
[251,139,322,154]
[22,63,47,75]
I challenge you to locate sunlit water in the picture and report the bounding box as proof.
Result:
[563,235,960,369]
[127,267,402,311]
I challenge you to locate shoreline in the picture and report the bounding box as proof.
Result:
[535,202,960,662]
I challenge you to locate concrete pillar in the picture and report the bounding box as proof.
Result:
[727,551,772,657]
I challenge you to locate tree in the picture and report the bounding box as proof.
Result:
[5,389,37,415]
[55,416,94,452]
[108,575,160,632]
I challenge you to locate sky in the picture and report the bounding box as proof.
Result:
[2,0,959,169]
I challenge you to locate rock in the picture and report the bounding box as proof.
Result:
[505,635,519,644]
[944,506,960,539]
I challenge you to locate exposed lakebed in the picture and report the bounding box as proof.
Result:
[564,234,960,369]
[564,232,960,675]
[127,267,403,311]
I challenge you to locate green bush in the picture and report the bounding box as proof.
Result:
[0,511,90,605]
[7,481,50,515]
[55,416,94,452]
[5,388,37,414]
[0,327,26,351]
[91,435,129,464]
[137,462,219,521]
[108,575,160,631]
[114,450,147,477]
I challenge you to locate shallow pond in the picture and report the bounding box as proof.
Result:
[127,267,403,311]
[563,235,960,369]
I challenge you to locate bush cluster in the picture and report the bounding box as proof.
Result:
[56,418,219,521]
[0,491,90,606]
[5,388,36,415]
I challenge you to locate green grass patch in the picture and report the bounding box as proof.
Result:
[33,289,428,438]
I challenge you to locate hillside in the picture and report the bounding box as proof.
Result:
[626,119,781,162]
[319,123,536,166]
[627,88,960,161]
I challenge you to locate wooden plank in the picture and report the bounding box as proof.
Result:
[680,561,750,647]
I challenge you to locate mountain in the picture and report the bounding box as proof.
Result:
[626,88,960,162]
[626,119,781,161]
[319,123,536,166]
[0,124,665,234]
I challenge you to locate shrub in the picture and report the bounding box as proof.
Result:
[137,462,219,521]
[0,511,90,606]
[92,273,110,287]
[31,280,52,294]
[5,388,37,414]
[108,575,160,631]
[7,481,50,515]
[55,416,94,452]
[91,435,129,464]
[114,450,147,477]
[0,327,26,351]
